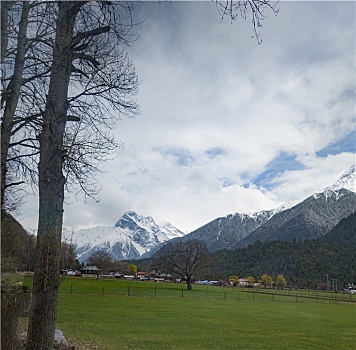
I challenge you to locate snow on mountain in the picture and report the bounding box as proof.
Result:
[72,211,185,262]
[313,164,355,200]
[69,165,355,261]
[179,165,356,252]
[324,164,355,193]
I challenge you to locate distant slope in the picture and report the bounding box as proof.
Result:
[182,210,274,252]
[214,192,356,286]
[1,210,36,271]
[235,188,356,248]
[168,165,356,252]
[320,212,356,244]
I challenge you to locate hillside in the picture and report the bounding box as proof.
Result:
[320,212,356,244]
[214,211,356,286]
[1,210,36,271]
[159,165,356,253]
[235,188,356,248]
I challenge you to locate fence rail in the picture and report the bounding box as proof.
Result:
[60,283,356,305]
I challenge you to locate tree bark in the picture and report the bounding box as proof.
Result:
[1,1,30,210]
[0,1,14,63]
[26,2,78,349]
[1,284,31,350]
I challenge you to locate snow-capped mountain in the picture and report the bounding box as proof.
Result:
[72,211,185,262]
[70,165,356,260]
[325,164,355,193]
[175,165,356,252]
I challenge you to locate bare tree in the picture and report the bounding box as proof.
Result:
[87,250,113,273]
[25,2,139,349]
[1,1,31,209]
[154,239,214,290]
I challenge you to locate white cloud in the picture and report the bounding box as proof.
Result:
[14,1,355,233]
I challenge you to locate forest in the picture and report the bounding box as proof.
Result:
[214,212,355,287]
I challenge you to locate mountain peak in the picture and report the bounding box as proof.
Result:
[115,211,156,228]
[73,211,185,262]
[325,164,355,193]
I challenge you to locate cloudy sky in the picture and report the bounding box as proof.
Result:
[18,1,355,234]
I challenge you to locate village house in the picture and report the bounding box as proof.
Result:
[80,266,100,276]
[239,278,250,286]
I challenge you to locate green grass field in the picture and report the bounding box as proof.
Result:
[20,277,356,349]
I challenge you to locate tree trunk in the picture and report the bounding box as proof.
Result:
[187,278,193,290]
[1,1,30,210]
[1,284,31,350]
[26,3,77,349]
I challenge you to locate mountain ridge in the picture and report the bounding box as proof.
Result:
[70,165,355,261]
[169,165,356,252]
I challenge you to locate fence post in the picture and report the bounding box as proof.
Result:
[102,287,104,295]
[181,289,184,298]
[128,286,130,296]
[155,286,157,297]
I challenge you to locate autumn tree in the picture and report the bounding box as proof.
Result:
[129,263,138,275]
[229,275,239,286]
[154,239,214,290]
[259,274,273,288]
[276,274,287,289]
[247,275,255,285]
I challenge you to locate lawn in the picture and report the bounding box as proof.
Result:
[50,278,356,350]
[16,277,355,349]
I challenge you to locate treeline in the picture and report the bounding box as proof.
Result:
[214,239,355,287]
[214,213,356,287]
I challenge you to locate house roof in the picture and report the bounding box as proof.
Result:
[81,266,100,271]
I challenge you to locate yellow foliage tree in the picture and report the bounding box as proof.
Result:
[229,275,239,286]
[276,274,287,289]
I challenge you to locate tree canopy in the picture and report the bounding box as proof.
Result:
[154,239,214,290]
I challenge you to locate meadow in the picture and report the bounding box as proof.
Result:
[19,277,356,349]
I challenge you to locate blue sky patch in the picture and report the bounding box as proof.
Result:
[219,178,236,188]
[158,148,195,167]
[205,147,226,159]
[316,131,355,157]
[251,152,306,190]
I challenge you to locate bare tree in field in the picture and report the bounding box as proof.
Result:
[154,239,214,290]
[87,250,113,273]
